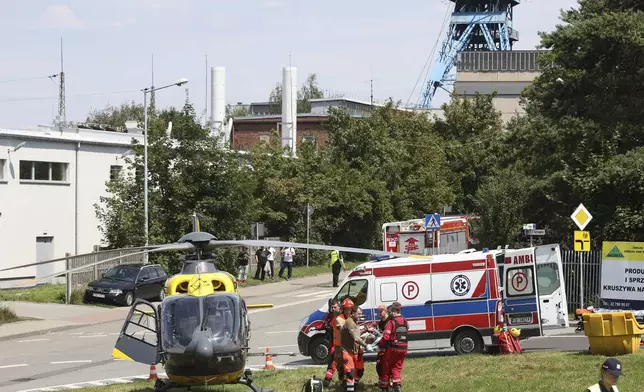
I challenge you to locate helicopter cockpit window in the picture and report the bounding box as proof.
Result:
[333,279,369,307]
[162,296,201,349]
[202,295,238,340]
[103,266,138,281]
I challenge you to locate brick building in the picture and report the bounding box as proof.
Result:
[231,114,331,151]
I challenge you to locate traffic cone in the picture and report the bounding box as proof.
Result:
[263,347,275,370]
[148,365,158,380]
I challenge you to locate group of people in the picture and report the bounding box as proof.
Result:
[235,245,296,284]
[322,298,408,392]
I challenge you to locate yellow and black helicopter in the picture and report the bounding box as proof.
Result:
[0,229,409,392]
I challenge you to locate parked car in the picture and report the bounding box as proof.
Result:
[84,264,168,306]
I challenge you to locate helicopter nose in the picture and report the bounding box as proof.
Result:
[193,337,214,361]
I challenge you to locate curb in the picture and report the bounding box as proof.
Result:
[15,365,326,391]
[0,318,123,343]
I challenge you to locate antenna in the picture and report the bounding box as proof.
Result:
[149,54,156,114]
[205,54,208,126]
[58,37,66,128]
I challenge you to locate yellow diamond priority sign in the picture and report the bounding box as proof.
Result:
[571,203,592,231]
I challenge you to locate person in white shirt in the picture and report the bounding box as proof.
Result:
[265,246,276,279]
[278,246,295,280]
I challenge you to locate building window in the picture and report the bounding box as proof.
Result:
[19,160,68,182]
[302,136,316,149]
[0,159,5,180]
[110,165,122,181]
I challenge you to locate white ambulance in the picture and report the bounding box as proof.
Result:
[297,246,553,364]
[497,244,569,329]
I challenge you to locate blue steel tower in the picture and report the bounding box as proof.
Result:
[418,0,519,108]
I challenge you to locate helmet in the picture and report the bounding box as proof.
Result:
[510,328,521,337]
[342,298,355,309]
[494,325,503,334]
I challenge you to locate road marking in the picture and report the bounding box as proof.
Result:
[79,334,108,338]
[18,338,50,343]
[0,363,28,369]
[249,296,326,314]
[50,360,93,364]
[295,290,333,298]
[264,330,298,334]
[257,344,298,349]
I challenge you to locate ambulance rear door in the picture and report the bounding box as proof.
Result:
[502,249,543,338]
[535,244,569,328]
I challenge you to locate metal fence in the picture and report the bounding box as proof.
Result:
[561,249,602,313]
[66,249,144,289]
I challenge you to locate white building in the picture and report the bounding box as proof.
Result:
[0,123,142,283]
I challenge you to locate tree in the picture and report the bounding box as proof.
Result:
[267,73,325,114]
[508,1,644,246]
[85,101,144,130]
[473,167,534,249]
[95,100,256,274]
[433,92,506,214]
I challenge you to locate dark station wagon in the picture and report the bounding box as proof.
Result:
[84,264,168,306]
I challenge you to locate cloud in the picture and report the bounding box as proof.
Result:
[43,5,85,30]
[109,16,137,28]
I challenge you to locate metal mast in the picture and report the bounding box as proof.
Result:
[418,0,519,108]
[59,37,66,126]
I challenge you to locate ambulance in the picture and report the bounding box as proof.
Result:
[297,244,566,364]
[499,244,569,329]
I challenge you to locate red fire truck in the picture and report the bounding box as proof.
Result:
[382,215,477,255]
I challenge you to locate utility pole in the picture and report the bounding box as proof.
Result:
[305,203,312,268]
[370,79,374,106]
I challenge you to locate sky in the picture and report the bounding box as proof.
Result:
[0,0,580,129]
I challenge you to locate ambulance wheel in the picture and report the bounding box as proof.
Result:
[453,329,484,355]
[309,336,330,365]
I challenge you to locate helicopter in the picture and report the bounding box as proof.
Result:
[0,230,411,392]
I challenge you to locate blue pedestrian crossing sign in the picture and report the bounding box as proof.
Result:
[424,213,441,230]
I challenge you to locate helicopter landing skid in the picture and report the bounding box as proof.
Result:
[152,373,274,392]
[153,378,177,392]
[238,369,275,392]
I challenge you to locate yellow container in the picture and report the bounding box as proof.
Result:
[583,312,644,355]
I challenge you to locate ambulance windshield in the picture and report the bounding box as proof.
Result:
[334,279,368,307]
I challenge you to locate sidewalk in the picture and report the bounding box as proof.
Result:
[0,270,338,341]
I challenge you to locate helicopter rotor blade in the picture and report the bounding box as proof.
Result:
[204,240,413,259]
[8,242,196,288]
[0,244,169,273]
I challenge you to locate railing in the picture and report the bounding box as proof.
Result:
[561,249,603,313]
[65,249,144,289]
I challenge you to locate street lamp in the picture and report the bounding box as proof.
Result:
[142,77,189,263]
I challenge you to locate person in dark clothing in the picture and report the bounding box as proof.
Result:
[254,246,269,281]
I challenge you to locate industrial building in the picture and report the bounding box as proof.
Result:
[453,50,547,122]
[0,124,142,283]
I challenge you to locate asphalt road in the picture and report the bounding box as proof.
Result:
[0,281,590,392]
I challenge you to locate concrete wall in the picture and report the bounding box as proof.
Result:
[0,125,141,280]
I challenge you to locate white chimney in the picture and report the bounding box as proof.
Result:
[211,66,226,145]
[281,66,297,155]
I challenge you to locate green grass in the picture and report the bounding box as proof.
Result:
[0,305,22,325]
[42,351,644,392]
[240,261,361,287]
[0,284,109,306]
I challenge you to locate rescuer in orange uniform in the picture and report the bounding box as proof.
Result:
[377,302,408,392]
[332,298,354,384]
[322,299,341,387]
[340,305,368,392]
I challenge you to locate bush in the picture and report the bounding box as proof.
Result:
[0,305,18,324]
